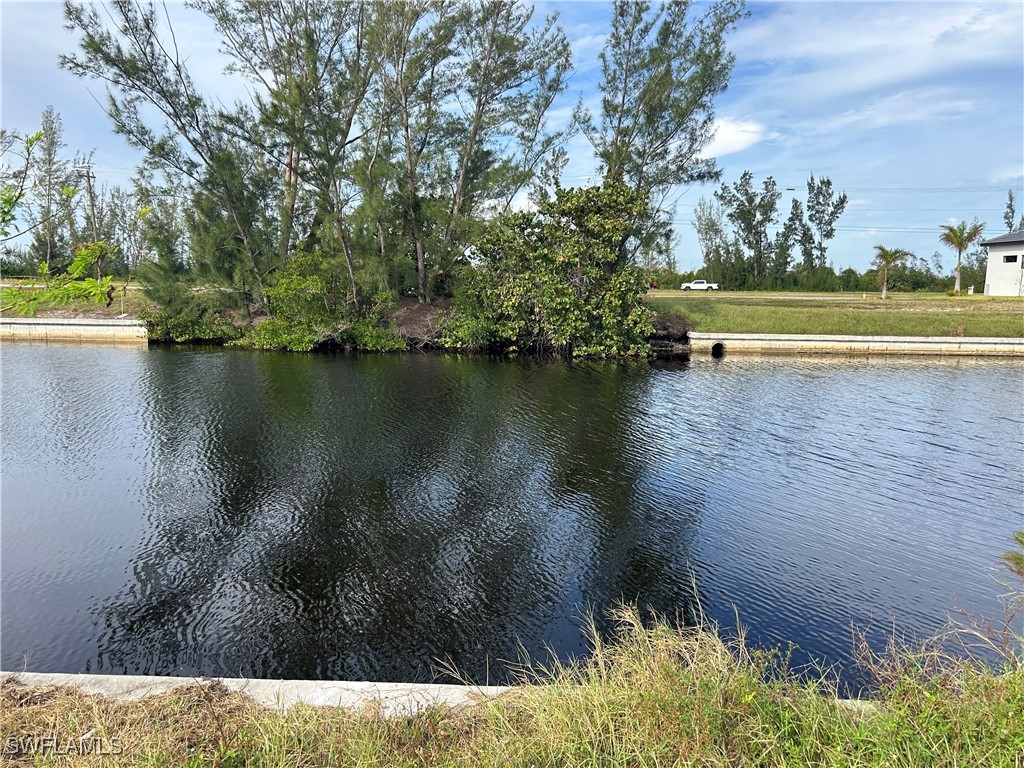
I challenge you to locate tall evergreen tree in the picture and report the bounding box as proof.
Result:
[375,0,464,303]
[61,0,273,305]
[1004,190,1024,232]
[805,174,848,268]
[26,107,77,273]
[199,0,382,312]
[580,0,745,261]
[715,171,781,284]
[441,0,571,250]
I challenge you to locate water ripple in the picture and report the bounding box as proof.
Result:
[2,347,1021,687]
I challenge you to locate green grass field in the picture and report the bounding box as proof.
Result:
[649,291,1024,338]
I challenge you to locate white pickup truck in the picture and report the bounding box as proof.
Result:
[680,279,719,291]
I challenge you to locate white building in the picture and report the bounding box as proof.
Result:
[982,230,1024,297]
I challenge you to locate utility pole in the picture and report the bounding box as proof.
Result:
[74,161,100,278]
[74,162,98,242]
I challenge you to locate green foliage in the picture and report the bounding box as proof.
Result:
[265,250,336,327]
[443,183,655,356]
[344,292,407,352]
[0,129,43,238]
[0,241,114,316]
[229,249,338,351]
[580,0,746,262]
[939,219,986,295]
[1004,531,1024,581]
[229,256,406,353]
[141,302,241,344]
[234,318,321,352]
[136,239,246,343]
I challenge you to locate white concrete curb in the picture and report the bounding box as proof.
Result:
[0,672,508,716]
[0,317,148,344]
[688,332,1024,357]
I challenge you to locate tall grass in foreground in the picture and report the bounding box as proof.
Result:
[3,603,1022,767]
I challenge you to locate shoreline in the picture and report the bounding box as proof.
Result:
[0,671,507,717]
[4,315,1024,357]
[688,330,1024,357]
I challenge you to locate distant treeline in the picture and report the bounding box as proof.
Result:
[651,251,987,294]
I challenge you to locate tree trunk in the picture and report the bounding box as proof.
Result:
[376,222,389,289]
[443,122,478,247]
[881,266,888,299]
[278,145,300,262]
[954,253,962,295]
[400,101,428,304]
[413,220,428,304]
[227,205,266,308]
[337,224,360,314]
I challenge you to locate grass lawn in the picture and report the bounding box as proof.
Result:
[648,291,1024,338]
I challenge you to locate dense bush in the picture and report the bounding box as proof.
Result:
[231,249,339,351]
[442,183,656,357]
[341,292,406,352]
[140,300,240,343]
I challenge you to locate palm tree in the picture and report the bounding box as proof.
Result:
[873,245,912,299]
[939,220,985,295]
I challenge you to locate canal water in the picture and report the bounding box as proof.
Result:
[2,345,1021,689]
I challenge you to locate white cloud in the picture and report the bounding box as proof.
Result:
[815,88,976,134]
[699,118,769,159]
[567,32,606,75]
[989,165,1024,184]
[732,3,1021,93]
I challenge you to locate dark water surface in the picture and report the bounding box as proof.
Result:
[2,345,1021,688]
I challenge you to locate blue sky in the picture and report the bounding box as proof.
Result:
[2,1,1022,273]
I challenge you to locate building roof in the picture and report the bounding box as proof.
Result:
[981,230,1024,246]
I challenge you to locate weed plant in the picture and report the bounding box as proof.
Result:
[3,598,1021,767]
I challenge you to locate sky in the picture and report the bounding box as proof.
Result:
[2,0,1022,273]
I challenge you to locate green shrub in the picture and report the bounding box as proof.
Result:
[140,303,240,343]
[229,249,347,352]
[442,183,655,357]
[137,254,245,343]
[233,317,323,352]
[342,291,406,352]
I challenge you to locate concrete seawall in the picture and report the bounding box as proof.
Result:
[0,672,508,716]
[688,332,1024,358]
[0,316,148,345]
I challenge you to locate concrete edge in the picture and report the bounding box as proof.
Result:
[0,316,148,344]
[1,671,875,718]
[0,317,145,327]
[0,672,509,716]
[687,332,1024,357]
[687,332,1023,344]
